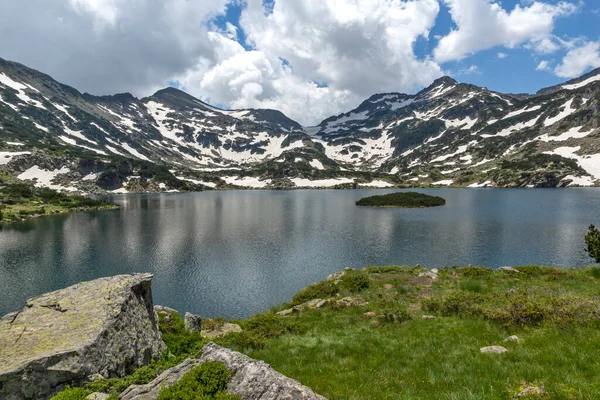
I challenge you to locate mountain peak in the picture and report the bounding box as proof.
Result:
[431,76,458,87]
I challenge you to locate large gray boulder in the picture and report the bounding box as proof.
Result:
[120,342,325,400]
[0,274,166,400]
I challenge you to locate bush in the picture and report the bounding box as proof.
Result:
[157,361,239,400]
[292,281,338,305]
[585,224,600,263]
[50,387,91,400]
[338,271,371,292]
[590,266,600,279]
[455,266,492,278]
[158,312,207,360]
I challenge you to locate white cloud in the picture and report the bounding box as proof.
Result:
[497,52,507,59]
[554,41,600,78]
[458,65,481,75]
[536,60,551,71]
[0,0,231,96]
[434,0,579,63]
[193,0,444,125]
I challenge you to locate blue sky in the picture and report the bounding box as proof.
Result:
[214,0,599,96]
[0,0,598,125]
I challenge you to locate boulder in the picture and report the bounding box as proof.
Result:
[421,315,436,320]
[480,346,508,354]
[304,299,327,309]
[276,306,302,316]
[120,343,325,400]
[184,312,202,333]
[0,274,165,400]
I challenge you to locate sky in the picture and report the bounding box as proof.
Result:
[0,0,598,126]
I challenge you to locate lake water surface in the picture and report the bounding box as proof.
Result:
[1,188,599,318]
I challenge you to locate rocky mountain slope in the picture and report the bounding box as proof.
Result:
[1,56,599,192]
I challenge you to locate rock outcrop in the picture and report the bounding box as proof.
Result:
[184,312,202,333]
[0,274,166,400]
[120,342,325,400]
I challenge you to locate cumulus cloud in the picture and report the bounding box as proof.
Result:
[554,41,600,78]
[434,0,579,62]
[178,0,444,124]
[0,0,230,96]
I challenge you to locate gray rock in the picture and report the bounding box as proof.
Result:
[304,299,327,309]
[336,297,368,307]
[418,271,438,280]
[480,345,508,354]
[201,322,242,339]
[518,386,546,397]
[86,393,111,400]
[498,266,521,273]
[504,335,522,343]
[276,306,302,316]
[184,312,202,333]
[120,343,325,400]
[153,305,178,315]
[0,274,165,400]
[421,315,436,320]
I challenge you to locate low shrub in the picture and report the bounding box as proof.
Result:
[50,387,91,400]
[291,281,338,305]
[454,266,492,278]
[157,362,239,400]
[460,279,483,293]
[338,271,371,292]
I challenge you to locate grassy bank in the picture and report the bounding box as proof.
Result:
[54,265,600,399]
[0,182,117,224]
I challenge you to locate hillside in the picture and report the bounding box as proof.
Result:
[1,57,599,192]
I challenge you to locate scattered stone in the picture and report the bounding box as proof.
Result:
[86,393,111,400]
[201,322,242,339]
[504,335,522,343]
[480,346,508,354]
[120,343,325,400]
[184,312,202,333]
[421,315,436,320]
[364,312,376,318]
[431,268,439,274]
[498,266,521,273]
[276,306,302,316]
[383,284,394,290]
[518,386,546,397]
[336,297,368,307]
[305,299,328,309]
[154,305,178,315]
[418,271,438,280]
[89,373,105,382]
[0,274,166,400]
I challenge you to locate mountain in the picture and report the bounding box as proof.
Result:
[1,57,599,193]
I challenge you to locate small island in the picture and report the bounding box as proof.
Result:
[356,191,446,208]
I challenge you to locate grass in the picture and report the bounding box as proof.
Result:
[53,264,600,399]
[355,192,446,208]
[0,181,117,224]
[215,265,600,399]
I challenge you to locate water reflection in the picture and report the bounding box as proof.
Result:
[1,188,599,318]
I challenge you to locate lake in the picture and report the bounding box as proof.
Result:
[0,188,598,319]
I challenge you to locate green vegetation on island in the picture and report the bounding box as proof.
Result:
[356,191,446,208]
[0,180,117,224]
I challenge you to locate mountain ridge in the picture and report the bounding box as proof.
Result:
[1,56,599,193]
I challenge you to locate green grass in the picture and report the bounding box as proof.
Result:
[52,265,600,399]
[355,192,446,208]
[0,180,117,224]
[215,265,600,399]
